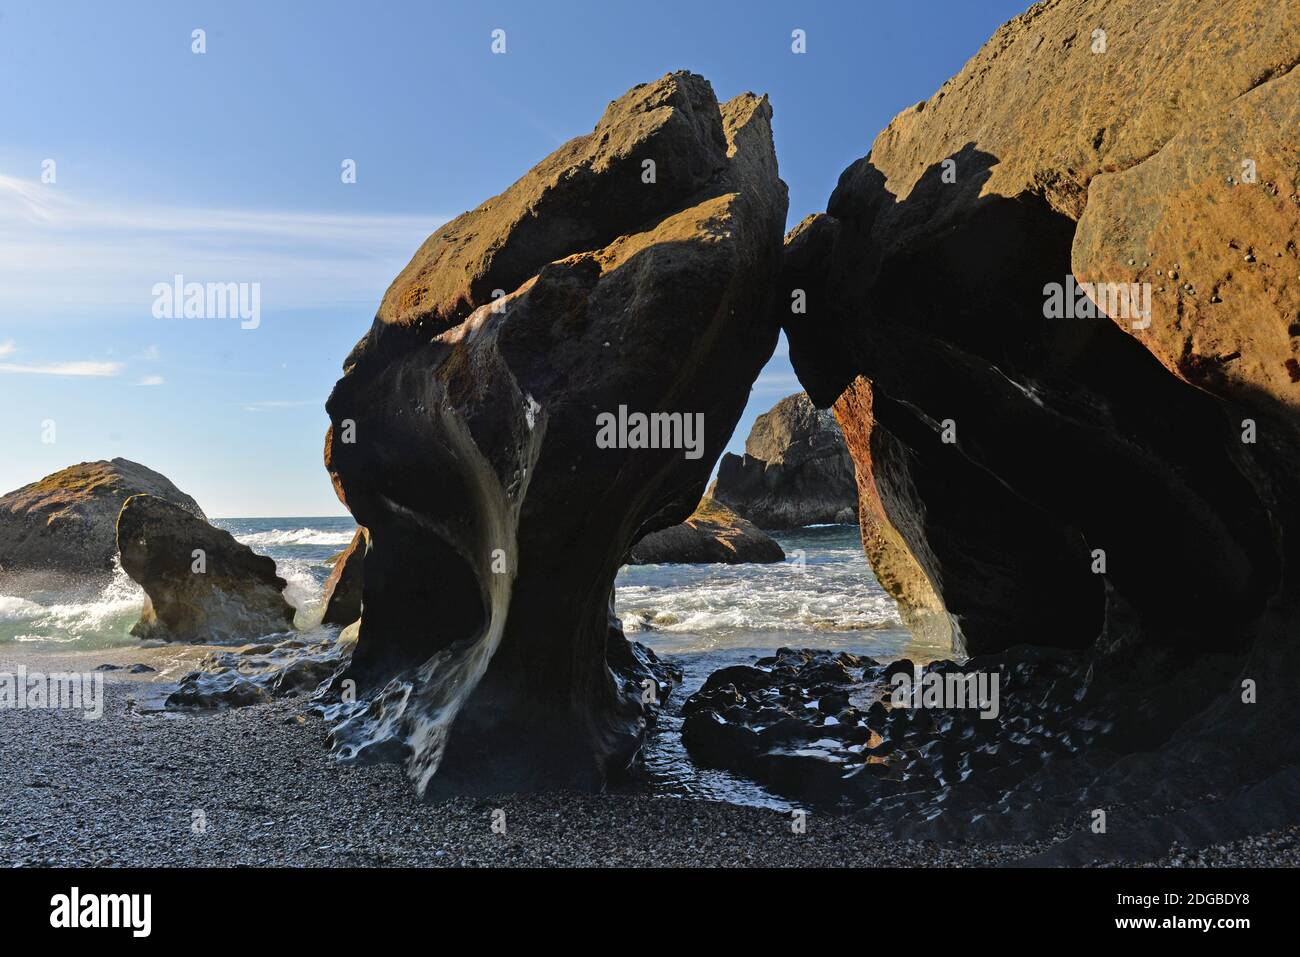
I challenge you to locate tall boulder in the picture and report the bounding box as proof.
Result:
[711,391,858,527]
[320,527,367,626]
[117,494,295,643]
[0,458,206,589]
[324,72,788,796]
[784,0,1299,658]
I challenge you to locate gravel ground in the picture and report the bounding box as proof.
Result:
[1130,827,1300,868]
[0,657,1292,868]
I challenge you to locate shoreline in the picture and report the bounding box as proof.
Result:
[0,672,1041,868]
[1,648,1294,867]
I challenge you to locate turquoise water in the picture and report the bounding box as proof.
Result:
[0,517,354,649]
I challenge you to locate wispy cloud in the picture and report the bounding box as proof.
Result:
[0,340,124,377]
[0,174,445,316]
[138,375,165,386]
[0,359,123,377]
[752,372,804,394]
[242,399,322,412]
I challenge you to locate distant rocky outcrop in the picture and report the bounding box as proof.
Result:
[711,392,857,527]
[0,458,205,588]
[628,497,784,565]
[320,527,366,625]
[323,71,787,796]
[116,494,295,643]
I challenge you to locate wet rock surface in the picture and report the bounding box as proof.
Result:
[165,628,358,710]
[627,496,784,565]
[323,71,787,797]
[711,392,858,528]
[162,617,681,785]
[682,633,1300,853]
[682,647,1102,813]
[0,458,206,589]
[117,494,296,644]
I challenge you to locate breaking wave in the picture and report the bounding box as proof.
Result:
[233,527,355,548]
[0,563,144,648]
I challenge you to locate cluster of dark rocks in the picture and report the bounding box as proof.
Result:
[678,631,1300,857]
[682,647,1111,817]
[165,629,357,710]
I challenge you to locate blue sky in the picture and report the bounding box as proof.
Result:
[0,0,1028,516]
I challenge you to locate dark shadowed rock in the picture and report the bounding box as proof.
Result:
[0,458,205,588]
[783,0,1298,657]
[711,391,858,527]
[753,0,1300,851]
[320,527,366,625]
[116,494,295,643]
[627,497,784,565]
[166,625,359,710]
[323,71,787,796]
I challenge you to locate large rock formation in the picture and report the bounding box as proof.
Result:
[320,527,366,625]
[771,0,1300,847]
[117,494,296,643]
[627,496,784,565]
[323,72,787,796]
[710,391,858,527]
[784,0,1299,658]
[0,459,206,588]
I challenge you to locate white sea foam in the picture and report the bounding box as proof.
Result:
[235,527,356,548]
[0,563,144,648]
[616,543,901,638]
[275,557,329,628]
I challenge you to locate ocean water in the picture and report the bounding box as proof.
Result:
[0,517,948,808]
[617,525,950,809]
[619,525,912,655]
[1,519,939,662]
[0,518,932,655]
[0,517,356,649]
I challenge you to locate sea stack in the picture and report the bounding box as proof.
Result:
[711,391,858,528]
[324,72,788,796]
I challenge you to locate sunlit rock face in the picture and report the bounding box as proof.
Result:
[711,391,859,528]
[0,458,206,591]
[627,496,785,565]
[320,527,366,627]
[324,72,787,796]
[784,0,1300,658]
[714,0,1300,852]
[117,494,295,644]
